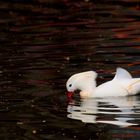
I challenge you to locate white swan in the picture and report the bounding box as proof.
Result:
[66,67,140,98]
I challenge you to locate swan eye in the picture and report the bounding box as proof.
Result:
[69,84,72,87]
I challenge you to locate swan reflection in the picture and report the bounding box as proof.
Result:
[67,96,140,127]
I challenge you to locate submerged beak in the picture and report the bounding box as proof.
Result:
[67,92,74,98]
[67,92,74,103]
[67,89,81,99]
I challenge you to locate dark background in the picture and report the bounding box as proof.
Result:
[0,0,140,139]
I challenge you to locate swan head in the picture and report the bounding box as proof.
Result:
[66,71,97,98]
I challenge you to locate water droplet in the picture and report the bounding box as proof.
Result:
[32,130,37,134]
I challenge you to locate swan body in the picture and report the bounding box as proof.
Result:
[66,68,140,98]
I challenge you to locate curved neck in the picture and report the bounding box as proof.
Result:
[80,82,96,98]
[82,80,96,91]
[80,90,93,98]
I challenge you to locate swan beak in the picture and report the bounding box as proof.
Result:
[67,92,74,98]
[67,92,74,103]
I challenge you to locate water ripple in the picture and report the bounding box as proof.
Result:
[67,96,140,127]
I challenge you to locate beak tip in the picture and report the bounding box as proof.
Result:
[67,92,74,98]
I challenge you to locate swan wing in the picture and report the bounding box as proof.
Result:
[113,67,132,81]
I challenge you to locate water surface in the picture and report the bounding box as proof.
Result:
[0,0,140,139]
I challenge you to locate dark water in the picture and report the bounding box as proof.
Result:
[1,0,140,139]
